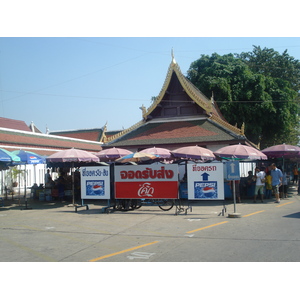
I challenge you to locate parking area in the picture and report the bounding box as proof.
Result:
[1,185,300,262]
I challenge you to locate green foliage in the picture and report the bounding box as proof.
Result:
[187,46,300,148]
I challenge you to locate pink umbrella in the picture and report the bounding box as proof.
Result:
[262,143,300,158]
[139,147,171,159]
[171,145,215,161]
[214,144,267,160]
[47,148,99,163]
[95,147,133,161]
[46,148,99,206]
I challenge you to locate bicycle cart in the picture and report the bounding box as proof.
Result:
[131,198,174,211]
[114,198,174,211]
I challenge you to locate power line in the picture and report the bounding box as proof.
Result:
[0,89,151,103]
[1,89,298,104]
[1,53,149,103]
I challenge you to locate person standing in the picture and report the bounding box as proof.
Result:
[278,167,288,198]
[246,170,255,198]
[265,171,272,199]
[282,169,288,198]
[254,167,266,203]
[44,169,51,185]
[298,166,300,195]
[270,163,283,203]
[292,166,298,184]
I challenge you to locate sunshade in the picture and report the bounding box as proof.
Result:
[46,148,99,163]
[11,150,45,208]
[46,148,99,206]
[95,147,133,161]
[12,149,45,164]
[139,147,171,159]
[171,145,215,161]
[214,144,267,160]
[115,152,159,163]
[0,148,21,163]
[262,143,300,158]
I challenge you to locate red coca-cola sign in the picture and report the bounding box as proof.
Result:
[114,165,178,199]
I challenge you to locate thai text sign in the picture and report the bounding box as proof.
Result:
[80,166,110,199]
[187,163,224,200]
[114,164,178,199]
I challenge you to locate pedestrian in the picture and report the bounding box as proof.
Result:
[44,169,51,184]
[56,174,66,201]
[270,163,283,203]
[246,170,255,198]
[278,167,288,198]
[265,171,272,199]
[292,165,298,184]
[297,166,300,195]
[254,167,266,203]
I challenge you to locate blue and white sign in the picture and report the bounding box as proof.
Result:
[80,166,110,199]
[224,161,240,180]
[187,163,224,200]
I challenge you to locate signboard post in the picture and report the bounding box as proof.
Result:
[114,164,178,199]
[187,163,224,200]
[224,161,241,218]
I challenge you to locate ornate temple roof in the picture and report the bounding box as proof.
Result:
[104,54,249,150]
[106,118,247,150]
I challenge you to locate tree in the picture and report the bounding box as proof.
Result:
[187,47,300,148]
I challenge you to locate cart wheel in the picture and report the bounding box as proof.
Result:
[115,200,123,211]
[158,199,174,211]
[131,199,142,209]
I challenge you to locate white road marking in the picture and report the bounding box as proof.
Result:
[127,252,156,260]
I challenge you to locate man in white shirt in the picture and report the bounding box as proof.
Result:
[254,167,266,203]
[44,169,51,185]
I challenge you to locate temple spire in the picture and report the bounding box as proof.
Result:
[171,48,176,64]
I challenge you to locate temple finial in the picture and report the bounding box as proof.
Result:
[210,91,214,104]
[171,48,176,64]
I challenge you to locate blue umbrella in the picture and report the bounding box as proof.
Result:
[12,149,45,164]
[115,152,159,163]
[0,148,21,163]
[11,150,46,209]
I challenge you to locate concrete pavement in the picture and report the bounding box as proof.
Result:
[1,184,299,262]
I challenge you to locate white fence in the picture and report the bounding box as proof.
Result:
[0,164,54,195]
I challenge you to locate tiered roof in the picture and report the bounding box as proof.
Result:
[104,55,250,151]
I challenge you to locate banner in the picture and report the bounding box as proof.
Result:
[80,166,110,199]
[187,163,224,200]
[114,164,178,199]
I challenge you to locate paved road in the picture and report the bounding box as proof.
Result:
[1,187,300,262]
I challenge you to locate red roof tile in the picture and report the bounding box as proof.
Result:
[0,128,102,154]
[50,128,105,142]
[0,117,31,131]
[53,131,101,142]
[130,121,218,141]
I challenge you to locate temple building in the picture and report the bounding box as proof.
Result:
[0,117,102,156]
[0,54,256,156]
[0,117,103,191]
[102,55,254,152]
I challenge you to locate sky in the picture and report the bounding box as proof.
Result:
[0,2,300,134]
